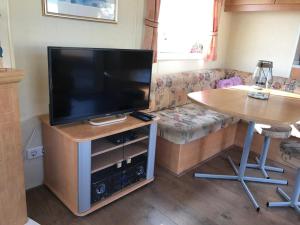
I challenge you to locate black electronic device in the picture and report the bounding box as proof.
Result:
[91,166,116,203]
[48,47,153,126]
[106,131,138,145]
[91,154,147,204]
[130,111,155,122]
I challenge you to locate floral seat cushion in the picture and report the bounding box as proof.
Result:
[280,140,300,161]
[153,103,239,144]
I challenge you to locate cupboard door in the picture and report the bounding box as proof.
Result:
[227,0,275,5]
[276,0,300,4]
[0,84,27,225]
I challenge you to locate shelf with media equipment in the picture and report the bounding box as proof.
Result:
[91,128,149,157]
[41,46,157,216]
[90,126,150,174]
[91,142,148,173]
[40,115,158,216]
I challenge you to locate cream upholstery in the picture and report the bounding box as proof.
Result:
[255,124,292,139]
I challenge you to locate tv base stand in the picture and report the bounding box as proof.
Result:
[88,114,127,126]
[40,115,158,216]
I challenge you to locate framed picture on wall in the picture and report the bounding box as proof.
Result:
[42,0,118,23]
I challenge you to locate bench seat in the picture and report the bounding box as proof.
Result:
[151,69,299,175]
[154,103,239,144]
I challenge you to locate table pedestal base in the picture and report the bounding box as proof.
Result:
[194,121,288,211]
[267,188,300,213]
[246,157,284,179]
[267,169,300,214]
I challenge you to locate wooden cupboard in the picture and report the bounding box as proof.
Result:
[0,69,27,225]
[225,0,300,11]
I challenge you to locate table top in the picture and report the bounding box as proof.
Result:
[188,86,300,126]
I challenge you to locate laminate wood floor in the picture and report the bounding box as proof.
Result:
[26,147,300,225]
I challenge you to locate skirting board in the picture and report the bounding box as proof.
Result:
[25,218,40,225]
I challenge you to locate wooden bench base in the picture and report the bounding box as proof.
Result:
[156,124,238,175]
[156,121,299,176]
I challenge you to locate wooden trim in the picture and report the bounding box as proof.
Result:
[0,69,24,84]
[226,0,275,5]
[156,124,237,175]
[275,0,300,4]
[225,3,300,11]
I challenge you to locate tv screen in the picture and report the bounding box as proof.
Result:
[48,47,153,125]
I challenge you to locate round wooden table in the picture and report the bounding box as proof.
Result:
[188,86,300,211]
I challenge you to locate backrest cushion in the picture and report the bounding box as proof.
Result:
[149,68,297,112]
[149,69,253,111]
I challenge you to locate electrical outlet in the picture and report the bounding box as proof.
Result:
[26,146,43,160]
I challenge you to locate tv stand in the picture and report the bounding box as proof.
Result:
[88,114,127,126]
[40,115,158,216]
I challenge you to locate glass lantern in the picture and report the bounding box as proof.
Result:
[252,60,273,89]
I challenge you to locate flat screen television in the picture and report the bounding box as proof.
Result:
[48,47,153,125]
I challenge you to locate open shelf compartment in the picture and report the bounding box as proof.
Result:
[91,126,150,157]
[91,141,149,174]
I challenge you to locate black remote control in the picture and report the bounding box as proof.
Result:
[130,111,155,121]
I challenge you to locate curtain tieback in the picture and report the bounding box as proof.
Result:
[145,18,159,28]
[210,32,218,36]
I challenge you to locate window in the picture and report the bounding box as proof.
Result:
[158,0,214,60]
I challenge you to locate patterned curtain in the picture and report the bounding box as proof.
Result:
[143,0,161,63]
[205,0,223,62]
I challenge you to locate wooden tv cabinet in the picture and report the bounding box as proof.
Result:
[40,115,158,216]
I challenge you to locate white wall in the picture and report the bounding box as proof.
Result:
[10,0,145,122]
[225,11,300,77]
[9,0,145,189]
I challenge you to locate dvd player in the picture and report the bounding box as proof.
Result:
[91,154,147,203]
